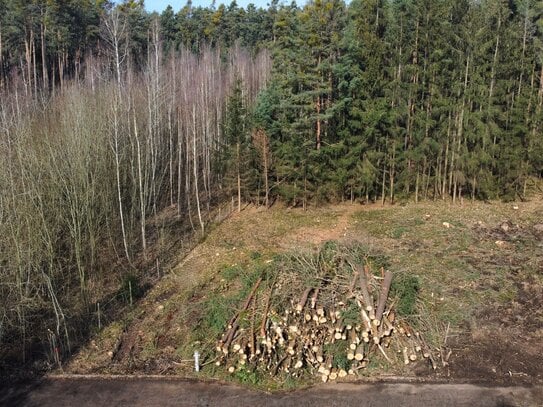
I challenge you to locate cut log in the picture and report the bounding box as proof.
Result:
[378,343,392,363]
[325,355,333,369]
[296,287,313,313]
[288,325,299,335]
[348,269,360,297]
[250,295,256,358]
[361,309,372,333]
[316,347,324,363]
[388,310,395,323]
[273,354,289,376]
[259,286,273,338]
[222,278,262,353]
[240,338,247,353]
[375,270,393,323]
[311,288,320,309]
[349,262,373,313]
[349,330,359,346]
[355,345,364,361]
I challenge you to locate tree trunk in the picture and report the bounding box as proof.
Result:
[389,142,395,204]
[112,98,130,263]
[424,162,431,201]
[237,142,241,212]
[517,8,529,97]
[24,36,32,97]
[133,111,147,257]
[192,105,204,234]
[442,113,451,199]
[415,167,419,203]
[41,18,48,90]
[488,17,501,152]
[0,22,3,89]
[316,96,321,150]
[31,29,37,96]
[263,138,269,209]
[381,163,386,206]
[58,53,64,91]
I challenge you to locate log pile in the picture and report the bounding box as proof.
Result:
[215,256,436,380]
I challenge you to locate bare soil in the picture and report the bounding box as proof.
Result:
[446,217,543,384]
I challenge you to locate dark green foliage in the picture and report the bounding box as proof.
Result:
[221,77,261,205]
[324,339,351,370]
[2,0,537,205]
[390,274,420,317]
[341,301,362,326]
[253,0,543,205]
[234,366,262,385]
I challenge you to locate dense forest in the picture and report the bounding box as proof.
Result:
[1,0,542,373]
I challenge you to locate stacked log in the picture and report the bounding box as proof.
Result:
[215,260,436,380]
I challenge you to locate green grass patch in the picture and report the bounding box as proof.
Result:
[221,265,242,282]
[323,340,351,370]
[391,274,420,317]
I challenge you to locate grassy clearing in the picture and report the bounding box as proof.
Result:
[66,198,543,385]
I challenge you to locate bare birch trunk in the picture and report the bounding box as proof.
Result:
[111,93,130,263]
[192,105,204,234]
[41,21,48,90]
[133,110,147,256]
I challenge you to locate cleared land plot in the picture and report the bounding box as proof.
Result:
[65,199,543,387]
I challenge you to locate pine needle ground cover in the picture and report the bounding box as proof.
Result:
[65,200,543,387]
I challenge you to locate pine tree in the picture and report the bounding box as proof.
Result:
[223,77,254,211]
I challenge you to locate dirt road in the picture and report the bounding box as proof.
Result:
[2,377,542,407]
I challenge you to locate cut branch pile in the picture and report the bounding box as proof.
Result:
[215,249,436,381]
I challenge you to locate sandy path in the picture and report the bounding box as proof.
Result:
[283,203,369,247]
